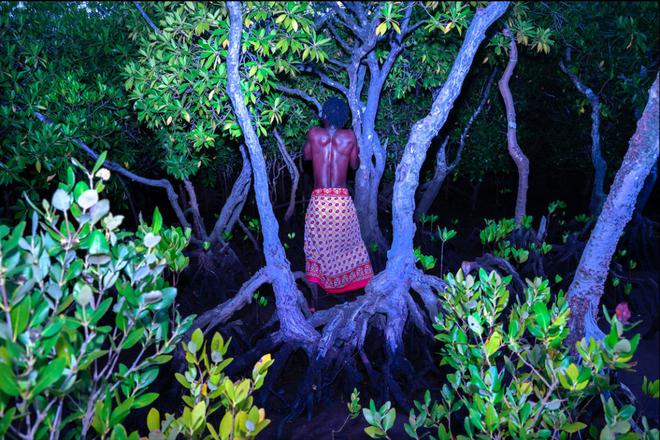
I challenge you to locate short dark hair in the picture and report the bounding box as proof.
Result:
[321,97,349,128]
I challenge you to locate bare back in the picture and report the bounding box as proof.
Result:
[303,126,358,189]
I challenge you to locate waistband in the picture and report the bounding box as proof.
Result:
[311,187,350,197]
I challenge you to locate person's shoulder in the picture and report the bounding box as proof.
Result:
[308,126,325,137]
[336,128,356,137]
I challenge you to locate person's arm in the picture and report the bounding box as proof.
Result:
[350,132,359,169]
[303,129,313,161]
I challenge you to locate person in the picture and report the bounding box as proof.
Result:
[302,97,374,294]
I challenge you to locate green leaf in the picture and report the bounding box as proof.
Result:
[364,425,386,438]
[52,189,72,211]
[562,422,587,433]
[33,357,66,395]
[0,363,20,396]
[77,189,99,210]
[485,404,498,432]
[467,315,483,336]
[92,151,108,175]
[533,302,550,329]
[147,408,160,432]
[132,392,159,409]
[152,207,163,234]
[88,230,110,255]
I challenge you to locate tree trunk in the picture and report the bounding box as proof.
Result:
[385,3,509,278]
[559,52,607,216]
[209,145,252,244]
[567,75,659,344]
[415,68,496,218]
[226,2,318,345]
[498,28,529,225]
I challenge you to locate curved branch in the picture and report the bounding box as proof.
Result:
[273,84,322,115]
[498,27,529,224]
[300,64,349,96]
[210,145,252,243]
[183,179,209,241]
[192,268,271,333]
[273,129,300,222]
[33,111,191,232]
[450,67,497,170]
[559,49,606,215]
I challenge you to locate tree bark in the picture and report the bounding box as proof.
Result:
[567,75,659,344]
[183,178,209,242]
[226,1,318,346]
[416,68,496,218]
[498,28,529,225]
[273,129,300,222]
[386,2,509,276]
[559,50,607,216]
[209,145,252,244]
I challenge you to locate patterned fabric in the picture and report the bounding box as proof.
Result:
[304,187,374,293]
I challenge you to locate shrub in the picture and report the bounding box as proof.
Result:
[0,157,192,439]
[356,269,659,439]
[146,328,273,439]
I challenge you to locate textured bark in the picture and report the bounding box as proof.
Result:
[559,51,607,216]
[209,145,252,244]
[183,178,209,242]
[226,2,318,345]
[416,68,496,218]
[416,138,450,218]
[386,2,509,275]
[498,28,529,225]
[567,75,659,344]
[273,129,300,222]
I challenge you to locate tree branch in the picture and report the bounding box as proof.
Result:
[132,1,161,34]
[273,84,322,115]
[33,111,192,233]
[300,64,349,96]
[450,67,497,170]
[210,145,252,243]
[183,178,209,241]
[273,129,300,222]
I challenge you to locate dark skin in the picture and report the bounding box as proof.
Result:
[303,118,359,189]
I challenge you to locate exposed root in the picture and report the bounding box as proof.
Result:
[463,253,525,293]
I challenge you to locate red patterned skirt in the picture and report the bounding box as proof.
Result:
[304,187,374,293]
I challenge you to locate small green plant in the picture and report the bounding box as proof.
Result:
[547,199,567,215]
[369,242,380,253]
[142,207,191,284]
[222,230,234,241]
[479,218,516,246]
[253,291,268,308]
[642,377,659,399]
[418,213,439,230]
[361,400,396,439]
[332,388,362,439]
[623,282,633,296]
[414,246,437,271]
[147,328,273,439]
[437,227,457,275]
[575,213,592,223]
[284,232,295,249]
[521,214,534,229]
